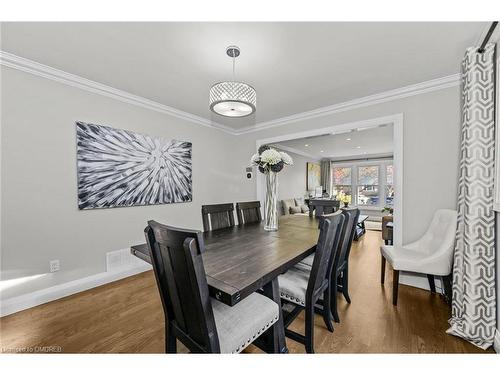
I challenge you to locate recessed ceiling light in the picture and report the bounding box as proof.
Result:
[363,152,367,154]
[305,144,309,147]
[320,150,324,153]
[356,146,361,149]
[346,138,351,141]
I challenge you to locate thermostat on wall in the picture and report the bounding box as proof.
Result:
[246,167,253,179]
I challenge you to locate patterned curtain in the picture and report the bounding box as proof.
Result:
[447,43,497,349]
[320,160,331,195]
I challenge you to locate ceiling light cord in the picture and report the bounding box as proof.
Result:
[232,54,236,81]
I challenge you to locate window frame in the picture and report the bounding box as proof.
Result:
[331,159,393,210]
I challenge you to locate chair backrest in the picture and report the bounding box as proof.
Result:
[334,208,360,269]
[201,203,235,232]
[236,201,262,225]
[417,209,457,254]
[324,211,347,276]
[145,220,220,353]
[306,212,345,302]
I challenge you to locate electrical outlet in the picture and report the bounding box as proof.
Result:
[49,259,60,273]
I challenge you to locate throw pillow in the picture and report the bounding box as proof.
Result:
[300,204,309,213]
[289,206,302,214]
[295,197,305,206]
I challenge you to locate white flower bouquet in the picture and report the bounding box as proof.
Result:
[251,145,293,173]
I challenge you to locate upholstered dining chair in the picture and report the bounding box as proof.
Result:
[235,201,262,225]
[380,209,457,305]
[201,203,235,232]
[278,212,345,353]
[145,220,280,353]
[296,208,360,324]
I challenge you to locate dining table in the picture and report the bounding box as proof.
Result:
[130,214,321,354]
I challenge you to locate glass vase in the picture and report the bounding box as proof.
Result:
[264,171,279,231]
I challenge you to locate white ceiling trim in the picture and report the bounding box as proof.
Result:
[1,51,460,137]
[0,51,237,135]
[235,74,460,134]
[329,152,394,162]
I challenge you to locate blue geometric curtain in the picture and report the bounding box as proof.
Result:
[447,43,497,349]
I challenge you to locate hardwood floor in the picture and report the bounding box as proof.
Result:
[0,230,489,353]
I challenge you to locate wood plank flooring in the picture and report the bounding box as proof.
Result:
[0,230,489,353]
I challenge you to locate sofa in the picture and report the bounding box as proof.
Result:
[281,197,310,215]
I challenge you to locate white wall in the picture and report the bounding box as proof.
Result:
[0,66,254,300]
[275,151,318,204]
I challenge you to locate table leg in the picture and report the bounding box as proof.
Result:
[261,278,288,353]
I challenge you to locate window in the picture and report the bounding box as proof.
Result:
[332,167,352,196]
[357,166,379,206]
[330,160,393,208]
[385,164,394,206]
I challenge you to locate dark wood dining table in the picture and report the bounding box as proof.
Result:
[130,214,321,354]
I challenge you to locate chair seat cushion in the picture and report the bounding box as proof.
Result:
[292,253,314,273]
[381,245,448,275]
[299,253,314,267]
[278,267,310,306]
[212,292,279,354]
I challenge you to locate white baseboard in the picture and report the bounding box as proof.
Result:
[494,329,500,353]
[0,262,152,317]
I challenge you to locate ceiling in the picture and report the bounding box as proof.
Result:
[1,22,486,130]
[274,124,393,160]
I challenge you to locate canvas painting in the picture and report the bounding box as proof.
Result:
[307,162,321,191]
[76,121,192,209]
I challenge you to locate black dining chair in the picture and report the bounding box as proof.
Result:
[277,212,345,353]
[235,201,262,225]
[330,208,360,322]
[295,208,360,324]
[201,203,235,232]
[145,220,280,353]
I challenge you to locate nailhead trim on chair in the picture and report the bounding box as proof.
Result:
[280,292,306,306]
[231,314,279,354]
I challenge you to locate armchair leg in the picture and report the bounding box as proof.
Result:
[426,274,436,294]
[322,290,334,332]
[392,270,399,306]
[442,274,453,305]
[305,304,315,354]
[330,270,340,323]
[166,323,177,353]
[380,255,386,284]
[342,268,351,303]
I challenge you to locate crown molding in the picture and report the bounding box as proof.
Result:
[234,74,460,134]
[0,51,237,135]
[329,152,394,163]
[1,51,460,137]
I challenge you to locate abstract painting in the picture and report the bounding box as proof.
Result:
[76,121,192,210]
[306,162,321,191]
